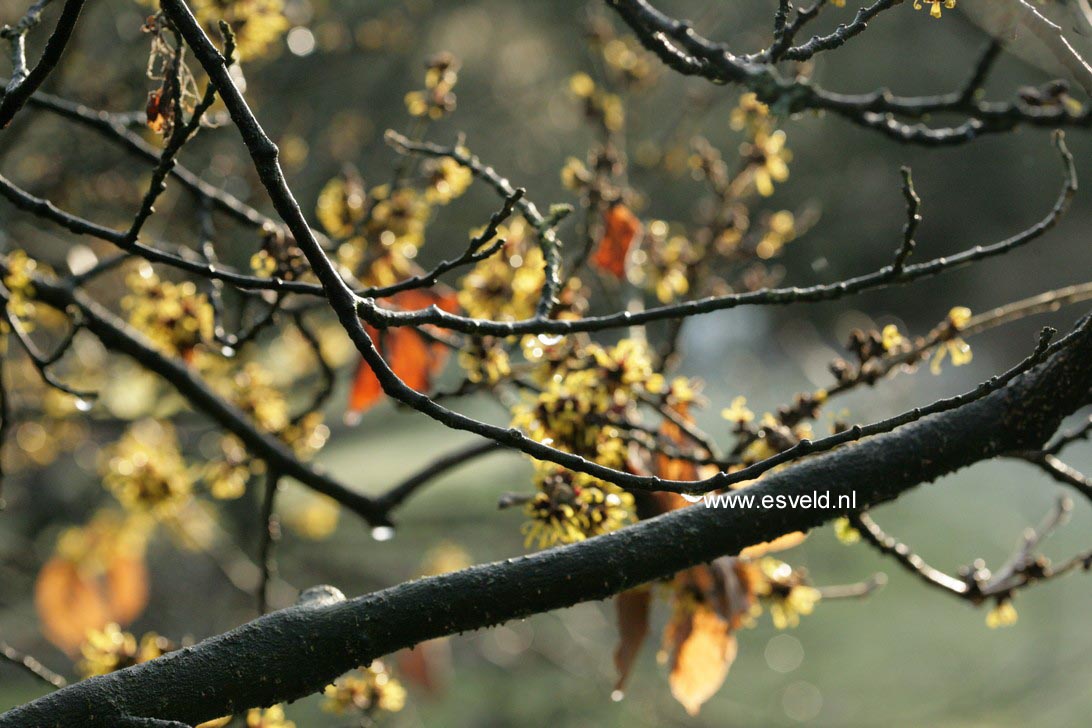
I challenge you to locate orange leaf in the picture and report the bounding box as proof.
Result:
[35,559,111,653]
[668,605,737,716]
[738,531,807,560]
[105,555,149,625]
[613,587,652,693]
[592,204,642,278]
[387,327,433,392]
[347,358,383,423]
[345,288,460,421]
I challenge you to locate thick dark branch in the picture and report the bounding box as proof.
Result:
[6,317,1092,726]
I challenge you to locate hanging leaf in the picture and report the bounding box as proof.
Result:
[345,287,460,422]
[592,204,642,278]
[35,559,111,653]
[347,356,383,424]
[613,586,653,693]
[667,604,737,716]
[387,327,434,392]
[146,88,167,134]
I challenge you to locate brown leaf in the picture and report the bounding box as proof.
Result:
[667,604,737,716]
[146,89,166,134]
[613,587,652,693]
[35,559,111,653]
[592,204,642,278]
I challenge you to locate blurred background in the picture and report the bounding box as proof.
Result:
[1,0,1091,725]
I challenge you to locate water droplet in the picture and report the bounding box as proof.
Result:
[611,690,624,702]
[74,398,92,412]
[371,526,396,542]
[537,333,563,346]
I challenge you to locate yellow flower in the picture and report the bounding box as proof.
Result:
[881,324,904,352]
[986,599,1018,628]
[750,129,791,197]
[101,420,193,518]
[721,396,755,424]
[78,623,172,677]
[930,338,971,373]
[568,72,595,98]
[245,705,294,728]
[753,558,822,629]
[405,53,460,118]
[561,156,591,190]
[424,157,473,204]
[914,0,956,19]
[189,0,289,61]
[833,517,861,545]
[122,264,214,360]
[730,92,770,132]
[316,175,366,239]
[458,341,512,384]
[323,662,407,715]
[522,465,634,549]
[458,220,544,321]
[756,210,796,259]
[947,306,972,329]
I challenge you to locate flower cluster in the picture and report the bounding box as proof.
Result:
[189,0,289,60]
[913,0,957,19]
[749,557,823,630]
[78,622,174,677]
[404,52,460,119]
[522,464,634,548]
[123,264,214,362]
[323,661,407,717]
[569,72,625,133]
[457,219,545,322]
[931,306,974,373]
[1,249,39,331]
[101,420,193,518]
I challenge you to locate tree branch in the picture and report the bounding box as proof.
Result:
[5,314,1091,727]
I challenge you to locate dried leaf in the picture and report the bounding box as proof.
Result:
[34,559,111,653]
[146,89,166,133]
[613,587,653,692]
[668,604,737,716]
[592,204,642,278]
